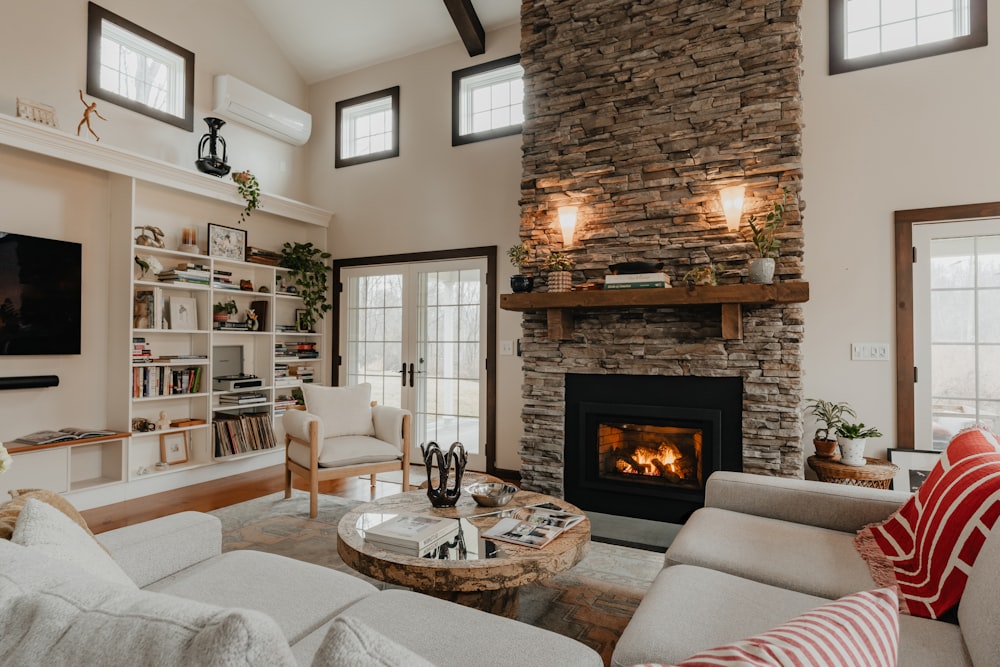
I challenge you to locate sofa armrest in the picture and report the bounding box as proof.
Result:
[96,511,222,588]
[284,409,323,444]
[705,471,910,533]
[371,405,409,450]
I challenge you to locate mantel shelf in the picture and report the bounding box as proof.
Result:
[499,281,809,340]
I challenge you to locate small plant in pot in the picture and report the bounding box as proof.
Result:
[746,187,789,284]
[213,300,238,323]
[805,398,856,459]
[545,252,575,293]
[507,242,534,293]
[834,421,883,467]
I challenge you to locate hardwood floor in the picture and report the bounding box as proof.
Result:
[80,464,409,534]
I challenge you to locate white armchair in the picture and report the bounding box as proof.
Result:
[283,383,410,518]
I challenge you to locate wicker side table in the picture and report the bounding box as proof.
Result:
[807,456,899,490]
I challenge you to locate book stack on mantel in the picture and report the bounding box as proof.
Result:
[158,263,210,285]
[363,514,459,556]
[603,272,671,290]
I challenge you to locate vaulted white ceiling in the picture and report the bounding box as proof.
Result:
[243,0,521,85]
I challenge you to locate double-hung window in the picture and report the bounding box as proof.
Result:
[452,55,524,146]
[829,0,987,74]
[335,87,400,168]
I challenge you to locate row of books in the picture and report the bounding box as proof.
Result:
[133,366,203,398]
[603,272,671,290]
[213,411,277,457]
[134,288,166,329]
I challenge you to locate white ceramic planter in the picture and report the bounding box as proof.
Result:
[748,257,775,284]
[837,436,867,466]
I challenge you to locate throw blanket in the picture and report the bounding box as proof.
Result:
[855,426,1000,618]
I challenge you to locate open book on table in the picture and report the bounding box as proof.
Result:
[481,503,585,549]
[13,428,117,446]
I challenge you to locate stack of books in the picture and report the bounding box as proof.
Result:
[363,515,459,556]
[218,392,268,406]
[132,337,152,363]
[273,395,300,417]
[214,321,249,331]
[603,272,671,290]
[158,265,210,285]
[212,269,240,290]
[246,247,283,266]
[289,365,314,383]
[276,341,319,359]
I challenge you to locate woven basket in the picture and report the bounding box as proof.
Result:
[548,271,573,292]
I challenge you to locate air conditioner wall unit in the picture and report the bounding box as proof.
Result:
[213,74,312,146]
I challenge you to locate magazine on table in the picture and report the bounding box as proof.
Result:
[482,504,585,549]
[13,428,117,445]
[363,514,458,551]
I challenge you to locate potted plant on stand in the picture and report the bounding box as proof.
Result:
[279,242,332,332]
[545,252,575,293]
[805,398,857,459]
[835,421,883,467]
[746,187,789,284]
[507,242,533,293]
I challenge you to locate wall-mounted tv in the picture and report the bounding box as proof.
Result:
[0,232,82,355]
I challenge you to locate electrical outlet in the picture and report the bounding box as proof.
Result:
[851,342,889,361]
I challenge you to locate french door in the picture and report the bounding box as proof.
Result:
[339,258,488,470]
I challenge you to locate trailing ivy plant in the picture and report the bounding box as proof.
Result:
[279,242,332,331]
[232,170,261,224]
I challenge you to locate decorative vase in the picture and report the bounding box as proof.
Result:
[548,271,573,292]
[813,438,838,459]
[421,441,468,508]
[195,117,231,177]
[837,436,867,467]
[510,274,534,293]
[748,257,775,284]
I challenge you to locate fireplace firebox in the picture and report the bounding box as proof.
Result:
[565,374,742,523]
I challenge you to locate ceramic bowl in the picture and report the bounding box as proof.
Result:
[467,482,518,507]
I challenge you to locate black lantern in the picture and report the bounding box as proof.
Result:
[195,117,231,177]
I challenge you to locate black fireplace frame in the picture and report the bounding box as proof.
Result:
[564,374,743,524]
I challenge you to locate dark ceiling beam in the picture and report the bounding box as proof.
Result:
[443,0,485,57]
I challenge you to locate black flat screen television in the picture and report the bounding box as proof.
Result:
[0,232,82,355]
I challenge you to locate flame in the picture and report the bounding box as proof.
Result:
[615,441,685,478]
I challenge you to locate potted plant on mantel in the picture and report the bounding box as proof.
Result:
[835,421,883,467]
[805,398,857,459]
[507,242,534,293]
[746,187,789,284]
[544,252,575,293]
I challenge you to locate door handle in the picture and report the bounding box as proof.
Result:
[408,363,414,387]
[400,363,406,387]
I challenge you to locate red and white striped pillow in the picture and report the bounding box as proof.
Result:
[855,426,1000,618]
[631,588,899,667]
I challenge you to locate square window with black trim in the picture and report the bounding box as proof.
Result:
[829,0,987,75]
[452,55,523,146]
[335,86,400,168]
[86,2,194,131]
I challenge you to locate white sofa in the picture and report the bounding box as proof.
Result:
[0,505,602,666]
[611,471,1000,666]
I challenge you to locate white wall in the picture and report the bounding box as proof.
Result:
[0,0,309,199]
[305,23,525,470]
[800,5,1000,459]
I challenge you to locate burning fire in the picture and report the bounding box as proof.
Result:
[615,441,685,478]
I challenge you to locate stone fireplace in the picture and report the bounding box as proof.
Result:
[513,0,806,509]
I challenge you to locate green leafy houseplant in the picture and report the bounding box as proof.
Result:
[835,422,883,440]
[213,300,238,321]
[544,252,575,272]
[280,242,332,331]
[805,399,857,442]
[232,170,261,224]
[747,187,789,259]
[507,242,530,269]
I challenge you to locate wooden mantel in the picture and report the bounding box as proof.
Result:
[499,282,810,341]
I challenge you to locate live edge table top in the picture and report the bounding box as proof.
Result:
[336,488,591,610]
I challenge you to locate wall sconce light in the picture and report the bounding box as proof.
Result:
[720,185,746,232]
[558,205,578,246]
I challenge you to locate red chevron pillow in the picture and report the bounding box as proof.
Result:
[855,426,1000,618]
[630,588,899,667]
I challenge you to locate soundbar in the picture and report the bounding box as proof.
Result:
[0,375,59,390]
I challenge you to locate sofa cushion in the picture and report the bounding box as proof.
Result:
[302,383,375,438]
[639,588,899,667]
[0,539,295,666]
[311,616,434,667]
[855,426,1000,618]
[665,506,876,599]
[0,488,98,541]
[144,549,377,644]
[12,498,135,588]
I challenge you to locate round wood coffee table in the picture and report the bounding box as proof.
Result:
[337,488,590,617]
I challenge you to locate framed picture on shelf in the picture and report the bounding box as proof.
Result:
[168,296,198,330]
[887,448,942,492]
[295,308,310,332]
[160,432,189,465]
[208,223,247,261]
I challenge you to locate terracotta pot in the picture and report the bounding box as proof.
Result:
[813,438,838,459]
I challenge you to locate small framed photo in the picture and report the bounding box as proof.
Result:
[159,432,189,465]
[208,223,247,261]
[169,296,198,330]
[295,308,310,332]
[887,448,942,492]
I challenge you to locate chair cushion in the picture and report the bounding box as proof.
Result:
[12,499,135,588]
[289,435,402,469]
[302,383,375,438]
[311,616,434,667]
[0,488,97,541]
[855,426,1000,618]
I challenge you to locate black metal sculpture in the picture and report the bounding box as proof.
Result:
[195,117,231,176]
[421,441,467,508]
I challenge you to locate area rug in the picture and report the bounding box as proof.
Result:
[210,490,662,665]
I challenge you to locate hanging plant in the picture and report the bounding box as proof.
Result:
[279,242,332,331]
[232,170,261,224]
